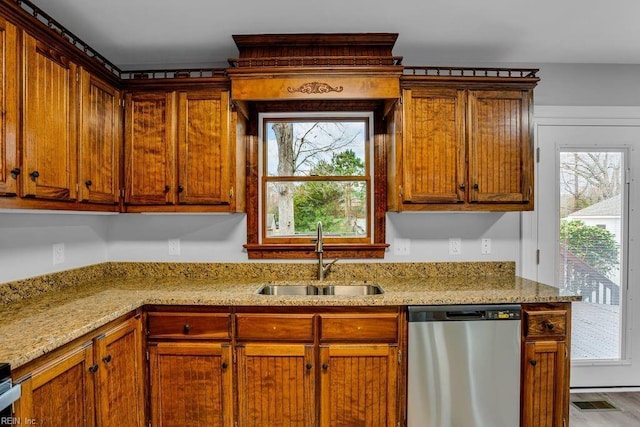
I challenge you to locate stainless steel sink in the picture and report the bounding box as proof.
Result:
[257,285,319,295]
[322,284,383,296]
[256,282,383,296]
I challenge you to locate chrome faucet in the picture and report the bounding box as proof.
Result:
[315,221,337,281]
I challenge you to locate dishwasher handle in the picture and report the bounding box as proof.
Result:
[0,383,20,412]
[408,304,521,322]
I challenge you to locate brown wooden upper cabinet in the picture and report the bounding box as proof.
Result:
[78,69,122,205]
[0,17,19,197]
[389,84,535,211]
[124,89,243,212]
[22,33,78,201]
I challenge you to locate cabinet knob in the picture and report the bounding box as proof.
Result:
[178,185,184,193]
[183,324,191,333]
[529,359,537,367]
[10,168,20,177]
[88,364,99,373]
[322,363,329,370]
[473,183,479,190]
[85,180,93,187]
[221,362,228,369]
[544,321,555,330]
[102,354,112,363]
[29,170,40,179]
[306,363,313,370]
[459,184,465,190]
[164,185,171,192]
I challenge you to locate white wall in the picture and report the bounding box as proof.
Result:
[0,212,109,283]
[2,63,639,283]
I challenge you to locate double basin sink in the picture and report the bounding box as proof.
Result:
[258,282,383,296]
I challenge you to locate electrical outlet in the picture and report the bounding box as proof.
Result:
[481,238,492,254]
[53,243,65,265]
[393,238,411,256]
[449,238,461,255]
[168,239,181,256]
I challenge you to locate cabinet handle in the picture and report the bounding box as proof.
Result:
[306,363,313,370]
[102,354,112,363]
[183,324,191,333]
[10,168,20,177]
[544,321,555,330]
[221,362,228,369]
[459,184,465,190]
[529,359,537,367]
[164,185,171,192]
[322,363,329,370]
[88,364,99,373]
[85,180,93,187]
[178,185,184,193]
[29,170,40,180]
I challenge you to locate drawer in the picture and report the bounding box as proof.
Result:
[320,313,398,342]
[147,312,230,339]
[236,314,315,342]
[524,310,567,338]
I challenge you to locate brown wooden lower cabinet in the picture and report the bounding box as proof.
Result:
[149,342,234,427]
[13,315,144,427]
[521,303,571,427]
[320,344,398,427]
[236,343,316,427]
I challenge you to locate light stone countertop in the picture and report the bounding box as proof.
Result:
[0,262,579,370]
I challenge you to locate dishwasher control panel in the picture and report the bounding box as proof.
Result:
[486,308,521,320]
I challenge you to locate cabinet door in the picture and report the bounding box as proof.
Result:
[95,316,144,427]
[468,89,533,204]
[237,343,315,427]
[22,34,78,200]
[14,343,96,427]
[402,88,466,204]
[0,18,18,196]
[149,342,233,427]
[177,90,231,205]
[78,70,121,204]
[320,344,398,427]
[522,340,567,427]
[124,92,176,205]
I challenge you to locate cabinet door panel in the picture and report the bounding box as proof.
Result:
[14,344,95,427]
[468,89,532,204]
[79,70,121,204]
[237,344,315,427]
[320,344,398,427]
[522,340,567,427]
[402,88,465,204]
[178,90,231,205]
[22,35,77,200]
[150,342,233,427]
[95,317,144,427]
[125,92,176,205]
[0,18,18,196]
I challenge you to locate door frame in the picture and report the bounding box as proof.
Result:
[522,106,640,388]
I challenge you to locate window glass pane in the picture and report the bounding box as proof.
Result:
[265,121,366,177]
[559,151,623,361]
[265,181,367,238]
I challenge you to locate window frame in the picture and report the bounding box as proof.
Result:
[258,113,374,246]
[242,101,390,259]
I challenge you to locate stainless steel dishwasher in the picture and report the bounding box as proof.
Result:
[407,305,521,427]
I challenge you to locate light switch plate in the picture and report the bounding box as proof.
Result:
[481,238,491,254]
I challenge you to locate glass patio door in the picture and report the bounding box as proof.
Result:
[537,124,640,388]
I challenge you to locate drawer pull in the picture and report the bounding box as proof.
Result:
[544,321,555,330]
[183,324,191,334]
